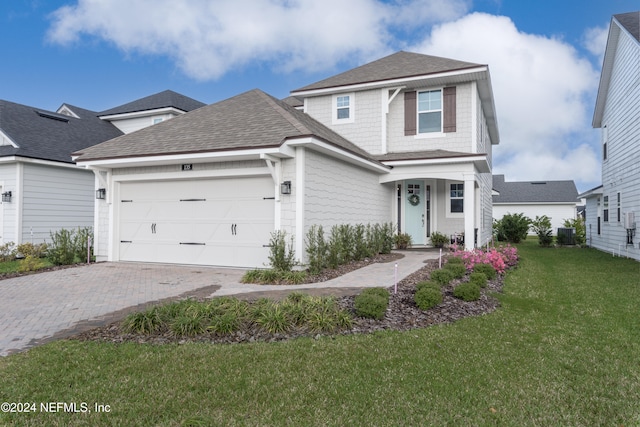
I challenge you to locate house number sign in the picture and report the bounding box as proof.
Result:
[181,164,193,171]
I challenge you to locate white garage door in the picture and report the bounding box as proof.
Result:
[118,176,275,268]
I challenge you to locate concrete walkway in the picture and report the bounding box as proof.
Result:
[0,250,439,356]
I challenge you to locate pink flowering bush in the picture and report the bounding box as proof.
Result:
[449,244,518,275]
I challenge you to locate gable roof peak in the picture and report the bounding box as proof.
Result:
[98,89,206,117]
[291,50,485,93]
[614,11,640,42]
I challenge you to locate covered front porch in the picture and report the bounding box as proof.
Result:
[378,152,493,250]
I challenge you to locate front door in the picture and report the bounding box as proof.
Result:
[405,180,426,245]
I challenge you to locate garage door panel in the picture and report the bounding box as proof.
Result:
[118,177,274,267]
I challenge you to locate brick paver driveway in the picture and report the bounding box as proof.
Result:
[0,262,245,356]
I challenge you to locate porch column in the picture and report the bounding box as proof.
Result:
[463,174,475,250]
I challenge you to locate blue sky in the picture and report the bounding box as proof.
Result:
[2,0,638,192]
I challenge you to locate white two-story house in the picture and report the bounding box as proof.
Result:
[74,51,500,268]
[581,12,640,260]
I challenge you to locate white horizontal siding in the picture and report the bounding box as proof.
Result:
[21,163,94,244]
[0,163,18,243]
[109,113,179,134]
[596,25,640,260]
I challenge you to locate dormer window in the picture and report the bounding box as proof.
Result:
[332,93,354,124]
[152,117,164,124]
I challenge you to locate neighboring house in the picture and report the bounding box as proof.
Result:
[73,51,500,268]
[580,11,640,260]
[0,90,204,245]
[492,175,579,234]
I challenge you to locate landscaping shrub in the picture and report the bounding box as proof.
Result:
[531,215,553,247]
[0,242,16,262]
[353,224,371,261]
[394,233,412,250]
[268,230,296,272]
[170,315,206,336]
[354,287,389,320]
[16,242,48,258]
[73,227,94,261]
[563,217,586,246]
[450,244,518,274]
[18,255,45,273]
[494,213,530,243]
[48,228,76,265]
[444,263,467,279]
[122,308,163,334]
[415,281,441,292]
[305,225,327,275]
[378,223,395,254]
[472,263,497,280]
[414,286,442,310]
[430,269,454,286]
[429,231,449,248]
[468,272,488,288]
[453,282,481,301]
[446,256,464,264]
[255,303,293,333]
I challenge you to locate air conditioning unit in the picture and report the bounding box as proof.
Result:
[624,212,636,230]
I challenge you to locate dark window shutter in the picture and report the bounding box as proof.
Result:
[404,91,416,136]
[443,86,456,133]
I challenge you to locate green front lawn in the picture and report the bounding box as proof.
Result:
[1,242,639,426]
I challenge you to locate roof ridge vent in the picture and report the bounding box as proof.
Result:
[35,110,69,123]
[531,181,547,185]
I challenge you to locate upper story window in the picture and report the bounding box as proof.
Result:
[418,89,442,134]
[332,93,355,124]
[152,117,164,125]
[603,195,609,222]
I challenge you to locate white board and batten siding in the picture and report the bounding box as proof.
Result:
[21,163,94,244]
[0,163,18,244]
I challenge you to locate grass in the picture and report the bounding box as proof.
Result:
[1,242,640,425]
[0,258,55,274]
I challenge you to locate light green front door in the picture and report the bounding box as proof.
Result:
[405,180,426,245]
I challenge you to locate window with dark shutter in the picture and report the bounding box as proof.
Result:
[404,91,416,136]
[443,86,456,133]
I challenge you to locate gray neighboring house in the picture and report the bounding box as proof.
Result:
[492,175,579,234]
[74,51,501,268]
[580,11,640,260]
[0,90,204,245]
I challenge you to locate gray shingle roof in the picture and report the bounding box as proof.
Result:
[99,90,205,116]
[0,100,123,163]
[615,11,640,42]
[375,150,485,162]
[492,175,579,204]
[74,89,382,165]
[292,51,483,93]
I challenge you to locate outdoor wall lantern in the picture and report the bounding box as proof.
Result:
[280,181,291,195]
[1,191,11,203]
[96,188,106,200]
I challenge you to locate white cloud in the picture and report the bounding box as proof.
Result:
[410,13,601,189]
[583,24,609,64]
[47,0,470,79]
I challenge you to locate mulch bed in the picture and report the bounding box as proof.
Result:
[73,255,505,346]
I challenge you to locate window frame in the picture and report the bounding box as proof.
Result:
[416,88,443,136]
[332,93,355,124]
[447,181,464,217]
[603,195,609,223]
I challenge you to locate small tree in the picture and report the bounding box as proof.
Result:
[494,213,531,243]
[531,215,553,247]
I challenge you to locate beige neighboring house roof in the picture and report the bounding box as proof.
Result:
[73,89,383,167]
